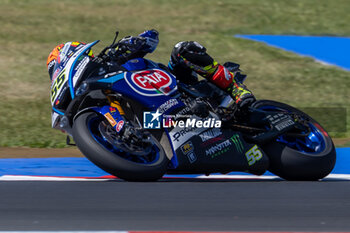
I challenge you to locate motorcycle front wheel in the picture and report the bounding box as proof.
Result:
[252,100,336,181]
[72,112,169,181]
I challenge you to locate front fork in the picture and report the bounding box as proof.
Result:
[92,98,154,156]
[92,98,126,133]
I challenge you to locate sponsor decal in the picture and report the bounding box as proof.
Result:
[67,51,74,58]
[73,56,89,86]
[56,85,68,102]
[200,136,223,147]
[71,41,81,47]
[205,139,232,158]
[133,69,170,90]
[172,127,197,142]
[169,125,207,150]
[116,120,124,132]
[230,134,244,153]
[51,67,62,83]
[223,67,232,81]
[125,69,176,96]
[245,145,263,166]
[266,113,288,124]
[109,107,116,113]
[175,106,192,116]
[275,119,295,131]
[186,152,197,164]
[199,128,222,142]
[169,118,206,150]
[158,99,179,113]
[265,113,295,131]
[180,141,197,164]
[181,141,194,154]
[104,112,117,127]
[47,60,55,72]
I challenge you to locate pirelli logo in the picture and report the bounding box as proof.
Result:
[104,113,117,127]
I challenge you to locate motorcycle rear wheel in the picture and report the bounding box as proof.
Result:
[73,112,169,181]
[252,100,336,181]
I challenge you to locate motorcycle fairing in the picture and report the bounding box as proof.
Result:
[122,58,151,71]
[169,129,269,175]
[168,117,208,150]
[96,58,180,111]
[50,40,99,106]
[68,54,268,173]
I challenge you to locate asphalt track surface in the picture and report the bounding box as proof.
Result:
[1,180,350,231]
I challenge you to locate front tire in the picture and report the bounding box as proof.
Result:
[72,112,169,181]
[252,100,336,181]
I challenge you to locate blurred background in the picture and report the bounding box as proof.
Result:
[0,0,349,147]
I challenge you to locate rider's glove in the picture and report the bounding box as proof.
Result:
[116,29,159,55]
[227,81,256,109]
[138,29,159,53]
[113,29,159,64]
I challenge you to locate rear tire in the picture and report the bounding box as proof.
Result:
[252,100,336,181]
[73,112,169,181]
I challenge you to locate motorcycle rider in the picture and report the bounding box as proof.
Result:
[47,29,255,111]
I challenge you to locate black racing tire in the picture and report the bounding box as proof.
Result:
[251,100,336,181]
[72,112,169,181]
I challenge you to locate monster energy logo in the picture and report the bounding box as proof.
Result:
[230,134,244,153]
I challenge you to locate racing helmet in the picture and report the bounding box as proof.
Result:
[47,43,64,80]
[46,41,93,80]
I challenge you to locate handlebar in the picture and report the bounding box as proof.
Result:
[97,30,120,59]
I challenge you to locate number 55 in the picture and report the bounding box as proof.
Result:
[245,145,263,166]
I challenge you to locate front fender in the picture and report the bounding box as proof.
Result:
[74,105,125,133]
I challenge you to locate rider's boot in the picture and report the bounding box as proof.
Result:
[208,64,255,108]
[169,41,255,109]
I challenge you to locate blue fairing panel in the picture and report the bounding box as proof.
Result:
[122,58,159,71]
[98,58,181,110]
[122,58,147,71]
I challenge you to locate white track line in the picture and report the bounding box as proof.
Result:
[1,173,350,181]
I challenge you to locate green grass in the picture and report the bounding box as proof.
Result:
[0,0,349,147]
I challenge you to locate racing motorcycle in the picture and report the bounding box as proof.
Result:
[50,32,336,181]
